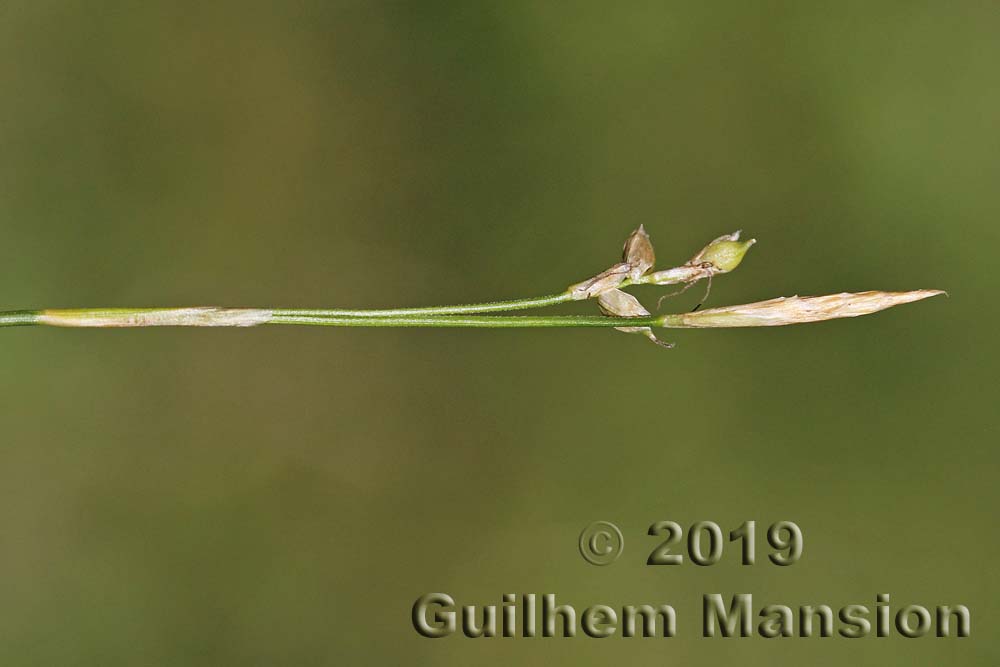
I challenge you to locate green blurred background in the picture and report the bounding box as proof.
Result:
[1,2,996,665]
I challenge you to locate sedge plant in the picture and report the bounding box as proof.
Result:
[0,227,943,347]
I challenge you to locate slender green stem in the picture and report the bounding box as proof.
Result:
[0,310,39,327]
[277,292,574,318]
[0,307,673,329]
[268,313,665,328]
[1,307,668,329]
[0,291,586,328]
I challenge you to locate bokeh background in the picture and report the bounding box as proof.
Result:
[1,2,997,665]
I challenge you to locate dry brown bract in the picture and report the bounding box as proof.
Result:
[672,291,947,328]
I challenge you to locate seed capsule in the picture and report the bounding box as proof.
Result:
[597,288,650,332]
[689,231,756,274]
[622,225,655,280]
[597,288,674,347]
